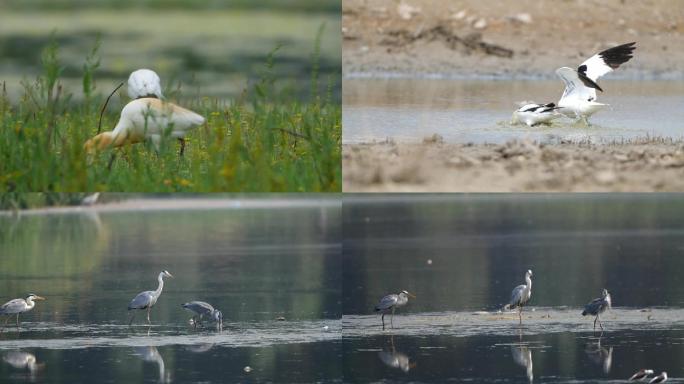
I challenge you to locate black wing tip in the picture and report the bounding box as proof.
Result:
[600,42,637,68]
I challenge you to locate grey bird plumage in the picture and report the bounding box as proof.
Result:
[0,294,45,327]
[375,290,415,330]
[504,270,533,324]
[582,288,611,331]
[182,301,223,328]
[128,270,173,325]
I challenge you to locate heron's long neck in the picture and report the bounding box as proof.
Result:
[25,298,35,309]
[525,275,532,290]
[155,274,165,297]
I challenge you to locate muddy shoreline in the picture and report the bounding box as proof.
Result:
[343,139,684,192]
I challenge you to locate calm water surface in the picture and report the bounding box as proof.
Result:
[0,198,341,383]
[343,194,684,383]
[343,79,684,144]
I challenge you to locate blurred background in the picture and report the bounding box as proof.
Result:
[0,0,341,101]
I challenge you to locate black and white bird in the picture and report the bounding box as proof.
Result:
[512,102,561,126]
[0,294,45,327]
[629,369,655,381]
[504,269,533,325]
[582,288,612,330]
[649,372,668,383]
[556,42,636,124]
[375,290,415,330]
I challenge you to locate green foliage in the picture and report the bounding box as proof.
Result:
[0,35,341,192]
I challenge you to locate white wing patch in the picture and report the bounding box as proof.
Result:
[556,67,597,104]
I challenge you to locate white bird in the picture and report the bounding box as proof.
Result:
[512,102,561,126]
[128,69,163,100]
[556,42,636,124]
[504,269,533,324]
[630,369,655,381]
[649,372,668,383]
[0,294,45,327]
[128,270,173,325]
[85,98,205,155]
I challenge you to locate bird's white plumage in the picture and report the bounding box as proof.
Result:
[128,69,163,99]
[580,53,615,83]
[512,103,561,126]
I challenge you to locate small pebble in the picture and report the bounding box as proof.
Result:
[244,366,252,373]
[427,259,433,265]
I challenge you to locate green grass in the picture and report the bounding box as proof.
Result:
[0,34,341,192]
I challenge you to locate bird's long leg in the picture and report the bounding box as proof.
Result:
[391,307,395,329]
[381,313,385,330]
[519,307,522,325]
[128,312,136,326]
[107,153,117,171]
[16,314,20,327]
[178,138,186,157]
[593,315,598,330]
[147,307,151,324]
[597,314,603,331]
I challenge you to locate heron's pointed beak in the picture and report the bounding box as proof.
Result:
[34,296,46,301]
[167,273,174,278]
[407,292,416,299]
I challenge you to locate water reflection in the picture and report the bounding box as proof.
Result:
[133,347,171,383]
[2,351,42,381]
[510,344,533,382]
[377,335,415,373]
[185,343,214,353]
[584,334,613,374]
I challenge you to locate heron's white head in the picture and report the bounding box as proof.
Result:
[128,69,163,99]
[26,294,45,301]
[602,288,609,297]
[161,270,173,278]
[644,369,654,375]
[526,270,533,277]
[400,290,416,298]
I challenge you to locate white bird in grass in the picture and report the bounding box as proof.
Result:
[128,270,173,325]
[85,97,205,155]
[629,369,655,381]
[0,294,45,327]
[512,102,561,126]
[556,42,636,124]
[128,69,164,100]
[649,372,668,384]
[504,269,533,325]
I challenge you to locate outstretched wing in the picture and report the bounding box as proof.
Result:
[375,294,398,311]
[128,69,163,99]
[556,67,598,104]
[579,42,636,83]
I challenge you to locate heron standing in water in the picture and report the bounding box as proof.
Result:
[128,270,173,325]
[582,289,611,331]
[0,294,45,327]
[504,270,533,325]
[181,301,223,328]
[375,290,415,330]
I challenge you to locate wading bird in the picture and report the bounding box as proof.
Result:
[0,294,45,327]
[128,270,173,325]
[630,369,655,381]
[504,270,533,325]
[181,301,223,328]
[85,97,205,156]
[649,372,668,383]
[128,69,163,100]
[375,290,415,330]
[582,288,612,331]
[556,42,636,124]
[512,102,561,127]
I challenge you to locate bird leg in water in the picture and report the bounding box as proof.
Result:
[178,138,186,157]
[594,314,603,331]
[147,307,151,324]
[381,313,386,330]
[518,307,523,325]
[391,307,395,329]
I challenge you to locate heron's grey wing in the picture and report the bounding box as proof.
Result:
[376,294,399,311]
[183,301,214,315]
[129,291,154,310]
[509,284,526,306]
[0,299,25,314]
[583,297,603,314]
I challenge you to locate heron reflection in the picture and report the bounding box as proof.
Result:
[133,346,171,383]
[585,334,613,374]
[185,343,214,353]
[377,335,415,373]
[511,333,533,383]
[3,351,43,380]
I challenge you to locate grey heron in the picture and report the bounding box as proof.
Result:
[134,346,170,383]
[630,369,655,381]
[3,351,42,375]
[375,290,415,330]
[128,270,173,325]
[582,289,611,331]
[181,301,223,328]
[378,336,415,372]
[649,372,668,383]
[0,294,45,327]
[504,270,533,324]
[511,344,533,383]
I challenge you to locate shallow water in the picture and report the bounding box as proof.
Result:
[343,79,684,144]
[342,194,684,382]
[0,198,341,383]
